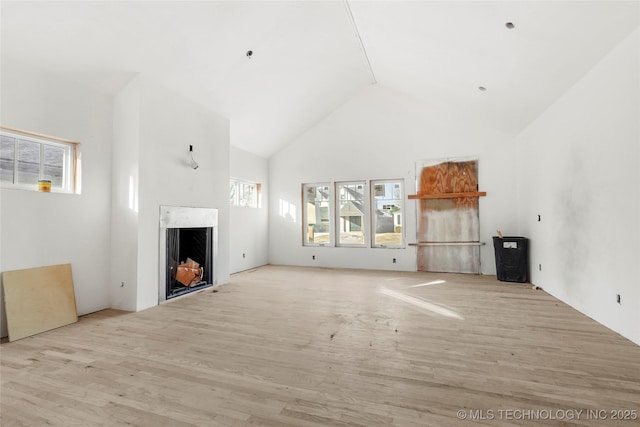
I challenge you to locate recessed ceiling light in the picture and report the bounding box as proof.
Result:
[505,22,515,29]
[478,86,487,92]
[246,50,253,58]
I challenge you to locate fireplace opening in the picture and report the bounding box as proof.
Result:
[166,227,213,299]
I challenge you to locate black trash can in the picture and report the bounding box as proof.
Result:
[493,236,528,283]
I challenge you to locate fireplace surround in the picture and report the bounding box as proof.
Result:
[159,206,218,302]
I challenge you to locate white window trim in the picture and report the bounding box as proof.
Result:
[370,179,406,249]
[335,180,369,248]
[0,126,79,194]
[302,182,334,247]
[230,177,261,208]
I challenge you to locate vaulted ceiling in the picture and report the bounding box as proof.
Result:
[2,1,638,158]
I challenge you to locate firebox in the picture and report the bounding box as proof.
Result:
[166,227,213,298]
[159,206,218,302]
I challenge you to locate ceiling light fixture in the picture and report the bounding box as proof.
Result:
[343,0,377,84]
[505,22,515,29]
[246,50,253,58]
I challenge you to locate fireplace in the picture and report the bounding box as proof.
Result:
[159,206,218,302]
[165,227,213,298]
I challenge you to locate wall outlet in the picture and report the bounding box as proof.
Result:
[312,255,315,260]
[539,264,542,271]
[120,281,125,288]
[242,253,246,259]
[393,258,397,263]
[616,294,621,304]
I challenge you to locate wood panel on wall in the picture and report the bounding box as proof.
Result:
[416,159,481,273]
[2,264,78,341]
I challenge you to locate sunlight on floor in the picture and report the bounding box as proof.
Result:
[409,280,446,288]
[378,286,464,320]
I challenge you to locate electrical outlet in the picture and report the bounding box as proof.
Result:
[242,253,246,259]
[312,255,315,260]
[392,258,397,263]
[539,264,542,271]
[120,281,125,288]
[616,294,621,304]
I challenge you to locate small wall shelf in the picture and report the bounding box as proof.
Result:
[408,191,487,200]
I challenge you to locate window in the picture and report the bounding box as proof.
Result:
[302,179,404,248]
[1,127,78,193]
[303,183,332,246]
[230,178,261,208]
[336,181,367,246]
[371,180,404,247]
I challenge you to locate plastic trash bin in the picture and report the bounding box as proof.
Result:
[493,236,528,283]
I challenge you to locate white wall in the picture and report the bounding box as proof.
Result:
[269,84,518,273]
[0,59,113,337]
[516,29,640,345]
[111,77,140,311]
[111,77,231,311]
[230,146,269,273]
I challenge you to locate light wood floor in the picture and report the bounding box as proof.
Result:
[1,265,639,426]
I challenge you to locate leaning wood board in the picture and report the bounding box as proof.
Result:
[3,264,78,341]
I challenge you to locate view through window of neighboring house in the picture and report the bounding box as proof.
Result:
[230,178,261,208]
[302,179,404,248]
[303,183,331,245]
[0,127,76,193]
[372,180,404,247]
[337,181,366,246]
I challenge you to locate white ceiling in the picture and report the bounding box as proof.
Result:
[2,1,638,158]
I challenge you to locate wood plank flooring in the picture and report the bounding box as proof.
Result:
[1,265,639,426]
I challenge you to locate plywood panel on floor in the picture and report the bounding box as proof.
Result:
[2,263,77,341]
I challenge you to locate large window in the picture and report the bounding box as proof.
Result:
[302,179,404,248]
[230,178,261,208]
[371,180,404,247]
[336,181,367,246]
[303,183,332,246]
[1,127,77,193]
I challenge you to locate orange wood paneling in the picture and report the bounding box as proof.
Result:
[417,160,481,273]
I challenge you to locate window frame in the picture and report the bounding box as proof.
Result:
[335,180,368,248]
[370,179,405,248]
[229,178,261,208]
[302,182,333,247]
[0,126,79,194]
